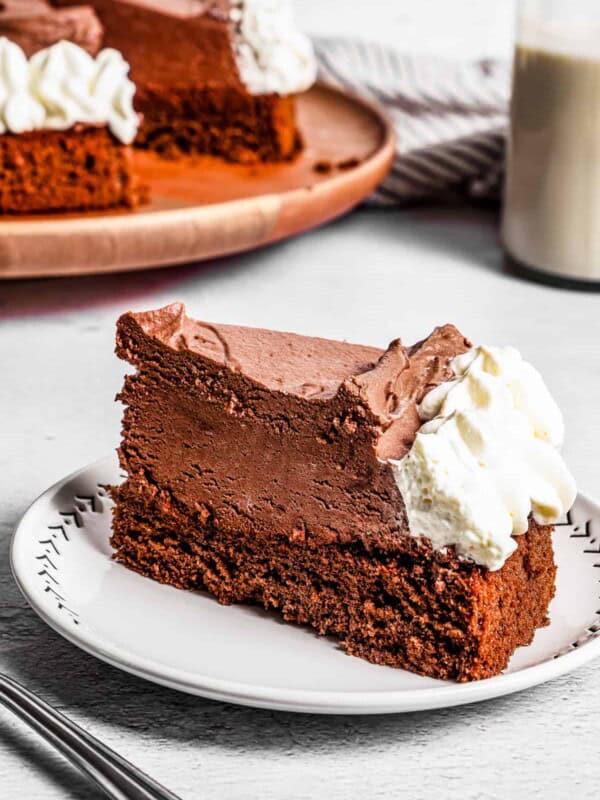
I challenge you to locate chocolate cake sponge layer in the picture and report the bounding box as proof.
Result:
[111,303,557,681]
[111,478,555,682]
[0,126,144,214]
[134,94,299,164]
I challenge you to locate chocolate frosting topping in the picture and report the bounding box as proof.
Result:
[131,302,384,399]
[114,0,219,18]
[0,2,104,56]
[128,302,470,454]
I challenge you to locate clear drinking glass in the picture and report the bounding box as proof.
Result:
[501,0,600,287]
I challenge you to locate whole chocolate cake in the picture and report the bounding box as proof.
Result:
[0,1,316,214]
[110,304,576,681]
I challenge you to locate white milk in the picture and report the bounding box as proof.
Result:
[502,8,600,283]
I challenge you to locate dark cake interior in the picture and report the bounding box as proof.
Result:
[110,304,557,682]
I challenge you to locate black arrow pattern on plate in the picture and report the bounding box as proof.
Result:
[33,484,109,626]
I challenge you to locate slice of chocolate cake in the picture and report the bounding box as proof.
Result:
[111,304,576,681]
[52,0,317,163]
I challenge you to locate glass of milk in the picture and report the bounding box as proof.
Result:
[501,0,600,287]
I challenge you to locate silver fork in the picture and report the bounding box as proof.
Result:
[0,673,182,800]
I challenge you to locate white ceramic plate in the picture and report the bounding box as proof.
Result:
[11,456,600,714]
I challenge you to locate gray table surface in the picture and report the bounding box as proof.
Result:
[2,2,600,798]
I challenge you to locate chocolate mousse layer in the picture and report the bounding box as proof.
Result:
[115,303,468,545]
[111,304,557,681]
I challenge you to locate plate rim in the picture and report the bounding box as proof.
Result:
[11,455,600,714]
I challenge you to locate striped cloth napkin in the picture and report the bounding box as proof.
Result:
[314,37,511,206]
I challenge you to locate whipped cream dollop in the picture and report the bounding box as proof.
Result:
[391,345,576,571]
[0,38,138,143]
[230,0,317,95]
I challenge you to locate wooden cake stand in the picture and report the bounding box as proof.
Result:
[0,84,395,279]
